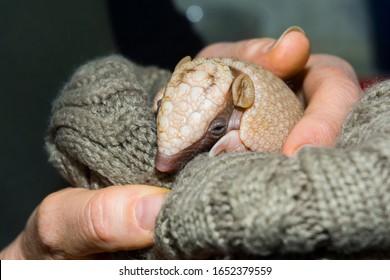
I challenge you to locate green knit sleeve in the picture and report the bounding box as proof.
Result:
[150,81,390,259]
[46,55,172,189]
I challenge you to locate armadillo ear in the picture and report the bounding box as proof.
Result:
[232,73,255,108]
[153,86,166,113]
[174,56,192,72]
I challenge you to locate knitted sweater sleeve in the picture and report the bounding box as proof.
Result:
[150,81,390,259]
[46,55,173,189]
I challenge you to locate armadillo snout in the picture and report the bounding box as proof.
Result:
[155,151,187,173]
[155,143,205,173]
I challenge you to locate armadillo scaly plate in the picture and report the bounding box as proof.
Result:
[153,56,303,173]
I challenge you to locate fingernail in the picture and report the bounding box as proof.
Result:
[135,193,166,231]
[269,26,306,51]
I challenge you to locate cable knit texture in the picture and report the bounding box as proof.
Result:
[46,55,390,259]
[46,55,173,189]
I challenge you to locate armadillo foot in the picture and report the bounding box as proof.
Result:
[209,130,248,157]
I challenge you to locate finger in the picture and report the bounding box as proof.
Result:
[25,185,169,259]
[197,26,310,79]
[282,55,362,156]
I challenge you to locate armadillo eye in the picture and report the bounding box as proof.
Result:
[211,125,226,136]
[209,119,227,136]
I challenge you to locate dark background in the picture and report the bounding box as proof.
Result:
[0,0,203,249]
[0,0,116,249]
[1,0,389,249]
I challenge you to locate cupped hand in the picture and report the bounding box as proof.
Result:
[197,26,362,155]
[0,185,169,259]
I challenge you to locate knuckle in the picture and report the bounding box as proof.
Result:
[35,193,62,250]
[324,76,361,107]
[338,78,362,104]
[84,191,116,245]
[316,55,360,85]
[240,39,271,60]
[315,55,362,102]
[311,116,340,146]
[321,117,340,140]
[333,56,355,77]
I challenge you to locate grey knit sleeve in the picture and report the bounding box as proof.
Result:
[47,56,390,259]
[150,81,390,259]
[46,55,173,189]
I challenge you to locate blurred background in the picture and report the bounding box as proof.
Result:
[1,0,389,249]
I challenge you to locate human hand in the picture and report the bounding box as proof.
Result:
[197,26,362,156]
[0,185,169,259]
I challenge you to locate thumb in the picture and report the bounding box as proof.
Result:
[21,185,169,259]
[197,26,310,79]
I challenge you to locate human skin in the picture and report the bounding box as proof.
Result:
[0,28,361,259]
[197,27,361,156]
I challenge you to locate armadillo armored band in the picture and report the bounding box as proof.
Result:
[47,55,390,259]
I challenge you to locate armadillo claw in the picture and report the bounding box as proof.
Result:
[209,130,248,157]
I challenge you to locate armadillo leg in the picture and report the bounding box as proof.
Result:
[209,130,248,157]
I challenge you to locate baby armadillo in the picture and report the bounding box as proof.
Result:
[153,56,303,173]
